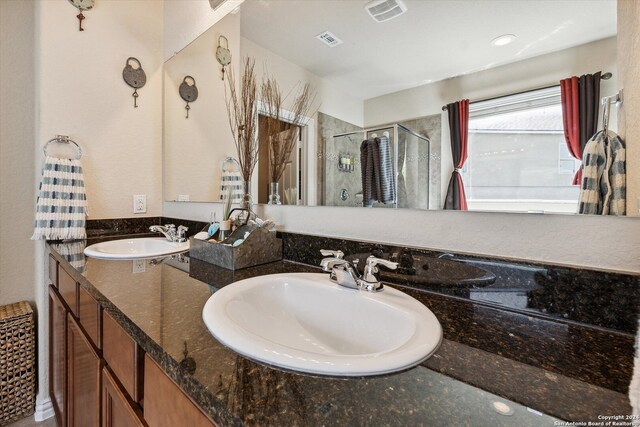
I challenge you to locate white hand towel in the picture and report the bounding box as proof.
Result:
[32,156,88,240]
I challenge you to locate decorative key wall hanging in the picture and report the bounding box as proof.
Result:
[122,57,146,108]
[179,76,199,119]
[68,0,94,31]
[216,36,232,81]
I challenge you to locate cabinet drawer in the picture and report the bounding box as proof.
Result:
[102,311,143,403]
[143,355,216,427]
[79,286,101,349]
[59,267,78,317]
[102,366,145,427]
[48,254,58,288]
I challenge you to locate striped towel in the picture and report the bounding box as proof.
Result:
[578,131,626,215]
[360,139,374,207]
[602,133,626,215]
[219,164,243,203]
[32,156,88,240]
[219,157,244,203]
[360,137,396,207]
[374,136,396,204]
[55,241,86,273]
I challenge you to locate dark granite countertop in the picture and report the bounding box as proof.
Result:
[48,235,634,426]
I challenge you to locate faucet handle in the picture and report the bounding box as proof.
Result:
[164,224,176,230]
[320,249,344,259]
[366,256,398,270]
[362,256,398,283]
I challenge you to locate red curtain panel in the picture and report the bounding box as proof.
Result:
[561,72,601,185]
[444,99,470,210]
[561,77,581,184]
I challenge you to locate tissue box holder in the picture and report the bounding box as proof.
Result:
[188,225,282,270]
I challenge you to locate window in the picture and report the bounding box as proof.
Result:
[461,86,579,213]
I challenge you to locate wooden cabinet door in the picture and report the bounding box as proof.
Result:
[49,286,67,427]
[144,355,216,427]
[101,366,145,427]
[68,314,102,427]
[79,286,101,349]
[102,311,143,403]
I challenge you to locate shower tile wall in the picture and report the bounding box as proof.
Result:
[399,115,441,210]
[317,112,441,209]
[317,112,363,206]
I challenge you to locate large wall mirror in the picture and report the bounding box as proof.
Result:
[164,0,625,215]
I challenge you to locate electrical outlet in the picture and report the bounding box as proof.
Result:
[133,194,146,214]
[132,259,146,273]
[177,194,190,202]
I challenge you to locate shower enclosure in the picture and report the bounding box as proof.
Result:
[329,124,430,209]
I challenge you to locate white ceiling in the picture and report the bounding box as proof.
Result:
[240,0,617,100]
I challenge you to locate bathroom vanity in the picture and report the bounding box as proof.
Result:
[45,222,637,426]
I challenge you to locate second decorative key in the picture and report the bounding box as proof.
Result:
[122,57,147,108]
[179,76,198,118]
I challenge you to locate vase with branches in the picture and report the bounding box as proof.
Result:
[260,77,314,204]
[225,57,259,218]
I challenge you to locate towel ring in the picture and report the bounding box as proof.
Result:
[43,135,82,160]
[222,156,240,171]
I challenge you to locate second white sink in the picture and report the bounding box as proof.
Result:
[202,273,442,376]
[84,237,189,260]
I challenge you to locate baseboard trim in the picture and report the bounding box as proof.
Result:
[34,397,54,422]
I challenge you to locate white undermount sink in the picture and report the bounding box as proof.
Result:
[83,237,189,260]
[202,273,442,376]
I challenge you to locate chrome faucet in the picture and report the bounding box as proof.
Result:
[319,250,398,292]
[149,224,188,242]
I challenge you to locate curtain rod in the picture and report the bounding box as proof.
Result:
[441,71,613,111]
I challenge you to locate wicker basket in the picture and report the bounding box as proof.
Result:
[0,301,35,425]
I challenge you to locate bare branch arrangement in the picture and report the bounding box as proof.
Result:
[225,57,259,182]
[260,77,315,183]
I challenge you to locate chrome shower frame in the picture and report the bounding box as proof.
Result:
[333,124,431,209]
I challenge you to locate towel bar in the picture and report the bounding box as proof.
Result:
[43,135,82,159]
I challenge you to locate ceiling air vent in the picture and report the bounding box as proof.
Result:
[316,31,344,47]
[365,0,408,23]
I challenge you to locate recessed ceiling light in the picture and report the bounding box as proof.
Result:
[491,34,516,46]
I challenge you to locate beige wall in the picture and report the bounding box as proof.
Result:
[364,37,618,127]
[0,0,36,307]
[618,0,640,216]
[164,0,244,61]
[37,0,164,219]
[241,37,365,128]
[30,0,164,418]
[365,37,618,205]
[165,201,640,273]
[164,12,241,202]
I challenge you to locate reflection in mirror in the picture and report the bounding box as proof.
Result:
[164,0,622,215]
